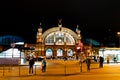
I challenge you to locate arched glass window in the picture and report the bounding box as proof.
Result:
[67,49,73,56]
[57,48,63,56]
[45,33,54,45]
[45,31,75,45]
[46,48,53,58]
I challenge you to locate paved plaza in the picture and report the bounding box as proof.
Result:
[0,60,120,80]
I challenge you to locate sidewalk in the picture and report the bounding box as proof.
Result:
[0,60,120,80]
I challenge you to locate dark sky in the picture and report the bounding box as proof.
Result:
[0,0,120,45]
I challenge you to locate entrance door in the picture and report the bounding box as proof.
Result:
[57,48,63,59]
[46,48,53,59]
[67,49,73,56]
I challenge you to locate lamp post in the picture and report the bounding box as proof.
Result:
[117,32,120,47]
[10,43,15,71]
[64,47,67,75]
[11,43,15,66]
[11,43,15,58]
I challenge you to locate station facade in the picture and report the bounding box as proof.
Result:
[25,20,87,59]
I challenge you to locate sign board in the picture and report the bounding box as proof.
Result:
[11,43,15,48]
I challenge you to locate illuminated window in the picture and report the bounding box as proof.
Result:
[45,31,75,45]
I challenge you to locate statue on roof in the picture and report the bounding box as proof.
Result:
[58,19,62,25]
[58,19,62,31]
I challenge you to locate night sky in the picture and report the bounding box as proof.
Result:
[0,0,120,45]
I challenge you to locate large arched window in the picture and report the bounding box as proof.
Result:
[45,31,75,45]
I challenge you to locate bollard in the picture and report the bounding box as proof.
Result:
[19,65,20,76]
[64,60,67,76]
[3,65,4,76]
[35,65,36,75]
[80,61,82,72]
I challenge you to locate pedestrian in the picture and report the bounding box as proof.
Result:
[106,57,109,64]
[42,58,47,72]
[85,57,91,72]
[114,57,117,63]
[99,56,104,68]
[29,55,35,74]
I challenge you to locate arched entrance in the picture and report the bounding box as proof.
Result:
[67,49,73,56]
[57,48,63,59]
[45,48,53,58]
[67,49,73,60]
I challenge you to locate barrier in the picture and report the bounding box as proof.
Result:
[0,60,97,77]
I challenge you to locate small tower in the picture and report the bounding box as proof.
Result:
[36,23,43,43]
[76,25,83,51]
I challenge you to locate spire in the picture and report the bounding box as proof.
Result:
[76,25,79,33]
[38,22,42,33]
[40,22,42,26]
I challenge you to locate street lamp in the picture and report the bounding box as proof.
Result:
[117,32,120,47]
[10,43,15,70]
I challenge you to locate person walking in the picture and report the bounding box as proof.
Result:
[85,57,91,72]
[42,58,47,72]
[114,57,117,63]
[106,57,110,64]
[29,56,35,74]
[99,56,104,68]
